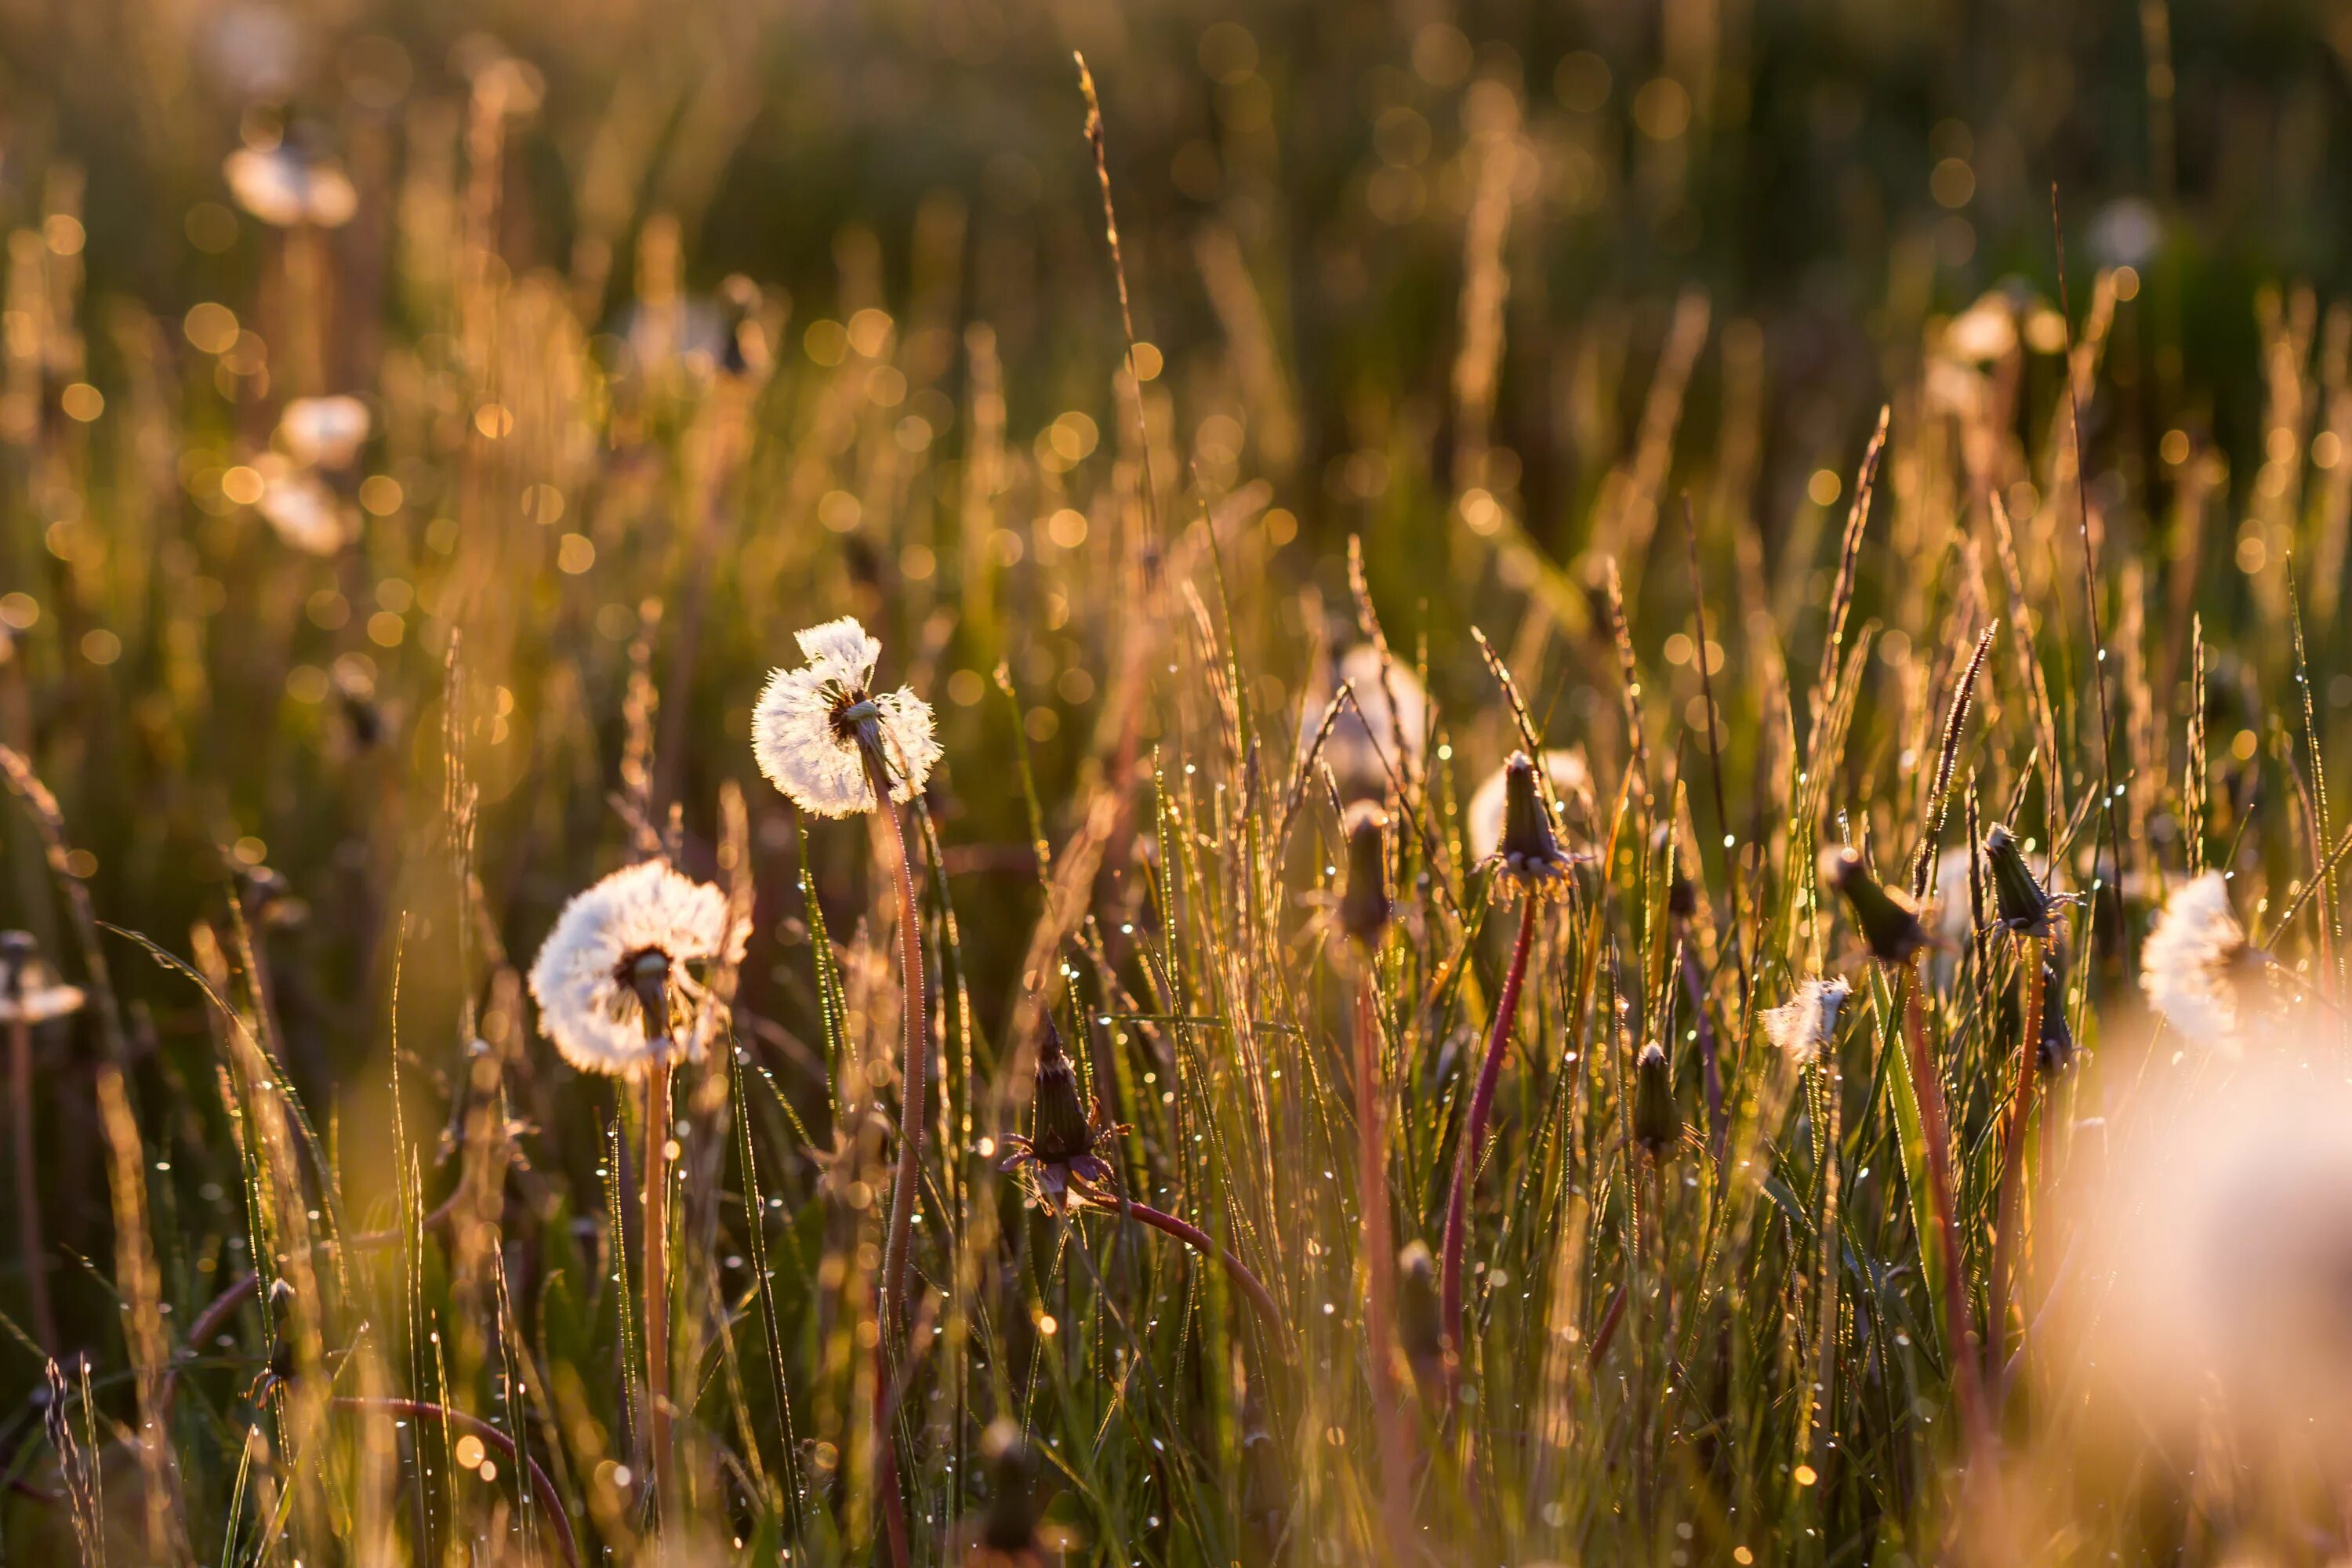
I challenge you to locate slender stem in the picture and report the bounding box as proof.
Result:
[1104,1195,1290,1352]
[1900,958,1987,1450]
[9,1019,53,1356]
[1439,896,1540,1370]
[643,1057,675,1526]
[1988,935,2042,1398]
[1353,964,1412,1558]
[332,1397,581,1568]
[866,751,927,1568]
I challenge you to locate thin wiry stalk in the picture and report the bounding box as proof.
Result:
[1439,895,1540,1374]
[9,1018,52,1356]
[1100,1192,1288,1351]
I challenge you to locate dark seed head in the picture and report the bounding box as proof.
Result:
[1982,823,2054,936]
[1338,802,1392,944]
[1492,752,1572,896]
[1635,1041,1680,1157]
[1029,1017,1096,1166]
[625,948,673,1042]
[1820,847,1929,964]
[980,1417,1040,1551]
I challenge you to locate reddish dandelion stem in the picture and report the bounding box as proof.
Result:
[1439,896,1539,1370]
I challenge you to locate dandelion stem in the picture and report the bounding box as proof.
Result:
[1353,964,1412,1555]
[1439,895,1540,1376]
[1987,935,2042,1397]
[9,1018,53,1356]
[867,750,928,1568]
[1900,957,1987,1450]
[1098,1192,1288,1351]
[642,1055,675,1527]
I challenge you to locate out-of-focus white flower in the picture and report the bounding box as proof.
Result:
[2049,1036,2352,1480]
[224,144,358,228]
[527,860,746,1076]
[1942,292,2020,365]
[277,395,370,469]
[2090,197,2164,270]
[753,617,940,818]
[253,459,352,554]
[1300,644,1426,801]
[1927,845,1976,946]
[0,931,85,1025]
[2140,872,2256,1050]
[1466,748,1588,862]
[1762,977,1850,1066]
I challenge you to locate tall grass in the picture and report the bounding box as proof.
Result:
[2,3,2352,1563]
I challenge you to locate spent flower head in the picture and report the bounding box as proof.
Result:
[753,617,940,818]
[2140,872,2261,1051]
[527,859,746,1076]
[999,1016,1125,1210]
[1821,846,1929,964]
[1485,752,1576,899]
[1982,823,2060,936]
[1763,977,1852,1067]
[1466,748,1589,862]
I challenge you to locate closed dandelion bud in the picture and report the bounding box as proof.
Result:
[1490,751,1573,897]
[1635,1041,1680,1157]
[1982,823,2054,936]
[1030,1018,1095,1166]
[1654,824,1697,919]
[979,1417,1040,1552]
[1820,847,1929,964]
[1338,802,1393,943]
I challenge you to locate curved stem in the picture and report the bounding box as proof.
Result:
[1987,935,2042,1399]
[332,1397,580,1568]
[1107,1196,1289,1353]
[1438,896,1539,1370]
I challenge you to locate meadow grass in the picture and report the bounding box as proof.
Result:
[2,6,2352,1565]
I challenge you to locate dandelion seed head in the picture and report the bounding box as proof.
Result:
[527,860,746,1077]
[1763,977,1850,1066]
[753,617,939,818]
[0,931,85,1025]
[2141,872,2256,1052]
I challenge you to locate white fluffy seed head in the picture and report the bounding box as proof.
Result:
[752,617,940,818]
[1763,977,1851,1066]
[2140,872,2252,1051]
[527,859,746,1077]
